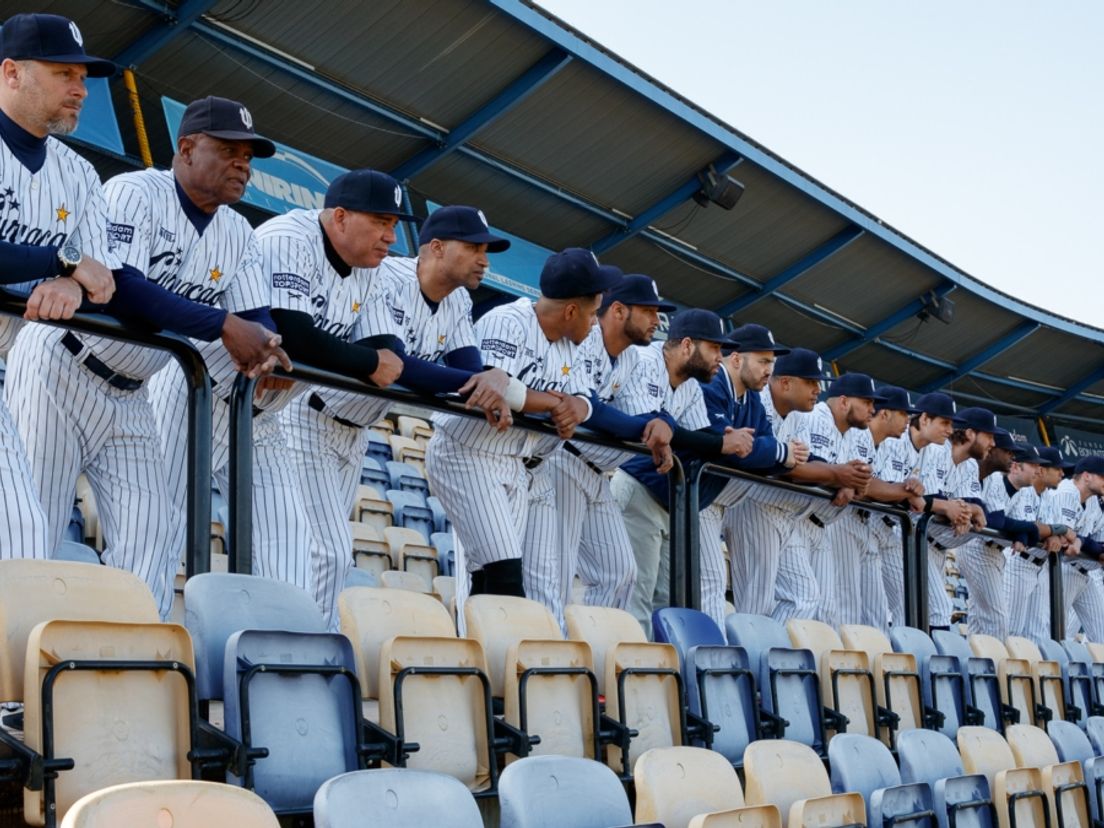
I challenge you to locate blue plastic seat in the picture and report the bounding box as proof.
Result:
[1047,719,1104,823]
[1062,639,1103,722]
[1087,716,1104,755]
[897,729,995,828]
[498,755,632,828]
[829,733,936,827]
[724,612,791,692]
[54,539,100,564]
[385,490,434,542]
[386,460,430,495]
[893,625,969,738]
[430,532,455,576]
[65,503,84,543]
[314,769,481,828]
[365,432,393,466]
[1040,638,1090,725]
[933,630,1002,732]
[344,567,379,588]
[426,495,451,533]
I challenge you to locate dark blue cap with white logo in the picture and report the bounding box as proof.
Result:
[1037,446,1072,470]
[875,385,920,414]
[827,373,888,402]
[178,96,275,158]
[600,273,676,312]
[993,430,1018,451]
[1075,456,1104,476]
[913,392,957,419]
[417,205,510,252]
[0,13,114,78]
[324,170,419,221]
[667,308,731,345]
[1013,444,1043,464]
[773,348,830,381]
[954,406,1003,436]
[729,323,790,355]
[540,248,621,299]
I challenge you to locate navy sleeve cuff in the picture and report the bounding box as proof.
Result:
[0,242,58,285]
[102,265,226,340]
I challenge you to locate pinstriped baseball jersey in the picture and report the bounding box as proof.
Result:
[944,457,982,500]
[313,255,477,426]
[432,297,589,457]
[874,432,922,483]
[1010,485,1042,522]
[1051,479,1103,570]
[97,169,269,380]
[0,135,119,354]
[742,386,815,512]
[917,440,954,495]
[982,471,1015,512]
[572,325,644,470]
[616,341,708,426]
[798,401,858,523]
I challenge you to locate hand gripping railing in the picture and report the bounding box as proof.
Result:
[225,369,683,577]
[0,291,213,576]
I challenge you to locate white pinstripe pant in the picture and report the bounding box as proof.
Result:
[699,503,729,631]
[878,521,906,629]
[957,539,1009,639]
[724,499,807,620]
[830,511,872,627]
[1064,566,1104,644]
[0,397,51,559]
[1004,551,1050,643]
[611,469,669,638]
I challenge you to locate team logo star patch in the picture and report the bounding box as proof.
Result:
[209,267,222,282]
[561,363,570,376]
[55,205,70,222]
[352,300,361,313]
[437,334,446,345]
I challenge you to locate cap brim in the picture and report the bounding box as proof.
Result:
[44,54,115,78]
[201,130,277,158]
[435,232,510,253]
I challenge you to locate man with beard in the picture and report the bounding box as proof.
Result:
[1055,456,1104,644]
[612,308,754,635]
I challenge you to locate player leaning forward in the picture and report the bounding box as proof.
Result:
[427,249,620,597]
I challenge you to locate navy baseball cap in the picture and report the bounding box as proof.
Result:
[1075,456,1104,476]
[540,248,620,299]
[324,170,419,221]
[178,96,275,158]
[600,273,676,312]
[875,385,920,414]
[773,348,830,381]
[0,14,114,78]
[992,430,1018,451]
[954,406,1004,436]
[1036,447,1070,470]
[913,392,957,420]
[667,309,731,345]
[827,373,888,402]
[1013,444,1043,465]
[729,323,790,355]
[418,205,509,252]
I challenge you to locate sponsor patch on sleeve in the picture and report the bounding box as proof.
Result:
[481,338,517,359]
[273,272,311,294]
[107,222,134,245]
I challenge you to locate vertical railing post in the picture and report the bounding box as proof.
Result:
[1048,553,1066,641]
[227,373,258,574]
[180,353,213,578]
[907,513,931,631]
[666,458,687,611]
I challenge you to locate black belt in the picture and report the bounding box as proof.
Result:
[563,441,605,476]
[309,392,361,429]
[1017,550,1045,567]
[809,514,825,529]
[61,332,143,391]
[1071,562,1094,576]
[210,378,262,417]
[523,456,543,470]
[883,516,897,529]
[854,508,871,523]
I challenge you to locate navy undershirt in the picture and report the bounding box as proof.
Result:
[0,108,60,284]
[174,177,214,235]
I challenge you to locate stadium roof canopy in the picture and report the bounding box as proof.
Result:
[34,0,1104,428]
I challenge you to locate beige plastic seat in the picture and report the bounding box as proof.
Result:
[388,435,426,474]
[957,726,1049,828]
[352,489,394,533]
[1085,641,1104,663]
[75,476,100,550]
[352,484,383,519]
[787,619,876,739]
[378,635,493,792]
[839,624,922,746]
[397,415,434,447]
[350,521,392,578]
[384,526,438,584]
[23,619,195,826]
[379,569,431,593]
[464,595,562,697]
[0,559,159,702]
[369,417,395,437]
[689,806,783,828]
[969,634,1036,726]
[59,780,279,828]
[338,587,456,701]
[504,639,597,759]
[744,740,867,828]
[1006,723,1091,828]
[1005,636,1067,722]
[605,641,682,775]
[433,575,456,608]
[634,746,745,828]
[564,604,646,696]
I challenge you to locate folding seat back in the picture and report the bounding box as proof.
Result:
[898,729,994,828]
[725,613,791,694]
[59,780,279,828]
[343,567,378,588]
[958,726,1047,828]
[338,586,455,700]
[380,568,432,594]
[970,635,1035,727]
[365,432,393,466]
[378,636,494,792]
[653,607,726,652]
[1087,716,1104,755]
[0,559,158,702]
[397,414,433,441]
[788,619,876,738]
[1041,639,1092,724]
[383,525,437,582]
[23,620,195,826]
[53,541,99,565]
[898,728,965,782]
[1087,642,1104,663]
[350,521,392,576]
[504,639,597,759]
[386,460,429,494]
[430,531,455,575]
[426,496,451,534]
[892,625,968,738]
[828,733,901,804]
[565,605,646,697]
[688,807,783,828]
[385,491,434,541]
[935,630,1001,731]
[499,755,631,828]
[465,595,561,698]
[686,645,760,764]
[605,641,683,776]
[1006,723,1091,828]
[744,740,864,828]
[1006,636,1066,722]
[633,746,744,828]
[433,575,456,610]
[359,464,392,497]
[841,624,923,745]
[1047,720,1104,824]
[389,435,426,473]
[313,768,481,828]
[183,573,325,703]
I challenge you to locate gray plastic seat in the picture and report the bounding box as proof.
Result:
[53,539,100,564]
[1048,719,1104,822]
[1087,716,1104,755]
[932,630,1001,731]
[314,769,482,828]
[343,567,379,588]
[829,733,936,827]
[897,728,995,828]
[498,755,632,828]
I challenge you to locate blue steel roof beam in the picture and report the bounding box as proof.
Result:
[918,321,1040,393]
[820,284,957,362]
[113,0,219,70]
[589,152,743,254]
[1037,364,1104,415]
[391,48,573,182]
[718,225,865,316]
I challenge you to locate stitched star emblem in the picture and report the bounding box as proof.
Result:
[561,363,570,376]
[437,334,446,345]
[56,204,70,221]
[209,267,222,282]
[351,300,361,313]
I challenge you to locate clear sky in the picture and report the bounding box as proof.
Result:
[538,0,1104,326]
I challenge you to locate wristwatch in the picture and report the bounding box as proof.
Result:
[57,240,82,278]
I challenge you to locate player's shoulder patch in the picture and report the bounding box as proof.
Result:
[481,338,518,359]
[107,222,134,245]
[273,271,311,294]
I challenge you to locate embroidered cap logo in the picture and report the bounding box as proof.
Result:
[69,22,83,47]
[239,107,253,129]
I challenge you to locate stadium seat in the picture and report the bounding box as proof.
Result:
[1005,723,1092,828]
[1004,636,1066,723]
[840,624,923,748]
[388,435,425,474]
[1046,719,1104,823]
[380,569,432,593]
[957,726,1049,828]
[397,414,434,446]
[890,625,969,738]
[386,460,430,495]
[350,521,393,578]
[365,432,393,466]
[53,540,100,564]
[360,457,392,492]
[565,604,646,696]
[386,490,435,541]
[1038,638,1092,725]
[687,807,782,828]
[633,746,745,828]
[499,755,631,828]
[897,728,995,828]
[344,566,379,588]
[314,768,481,828]
[828,733,936,827]
[64,503,83,544]
[433,575,456,610]
[1064,639,1104,717]
[788,618,878,741]
[969,635,1037,727]
[353,488,394,533]
[430,531,455,576]
[1088,716,1104,755]
[59,780,279,828]
[1087,642,1104,664]
[384,525,438,582]
[426,495,452,533]
[744,739,867,828]
[933,630,1003,732]
[465,595,563,698]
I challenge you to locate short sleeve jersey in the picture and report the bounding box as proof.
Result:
[874,432,922,484]
[571,325,645,470]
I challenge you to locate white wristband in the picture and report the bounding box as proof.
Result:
[505,376,528,411]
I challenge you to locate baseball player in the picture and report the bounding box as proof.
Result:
[281,204,530,627]
[7,88,288,617]
[0,13,116,560]
[426,248,620,598]
[1057,456,1104,643]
